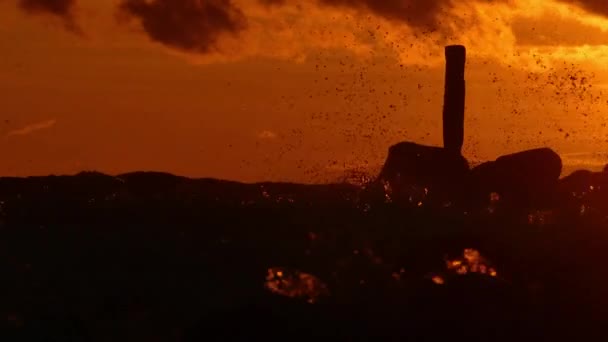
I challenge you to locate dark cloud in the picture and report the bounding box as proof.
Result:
[119,0,247,53]
[18,0,80,31]
[19,0,74,16]
[258,0,286,5]
[557,0,608,17]
[262,0,450,29]
[13,0,477,54]
[119,0,462,53]
[318,0,448,29]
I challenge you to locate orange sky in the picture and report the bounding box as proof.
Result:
[2,0,608,182]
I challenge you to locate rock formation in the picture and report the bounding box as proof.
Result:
[469,148,562,208]
[375,45,566,209]
[373,46,470,206]
[443,45,466,155]
[376,142,469,204]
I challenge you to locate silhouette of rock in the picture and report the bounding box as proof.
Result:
[368,46,472,207]
[375,142,469,204]
[559,169,594,193]
[469,148,562,207]
[559,169,608,196]
[443,45,466,154]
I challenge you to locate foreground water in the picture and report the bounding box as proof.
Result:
[0,171,607,341]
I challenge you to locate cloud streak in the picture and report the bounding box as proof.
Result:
[512,12,608,46]
[6,119,57,137]
[257,130,278,140]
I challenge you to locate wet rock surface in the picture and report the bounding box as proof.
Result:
[469,148,562,207]
[375,142,469,205]
[374,143,565,210]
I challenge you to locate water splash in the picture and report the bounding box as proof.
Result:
[265,267,330,304]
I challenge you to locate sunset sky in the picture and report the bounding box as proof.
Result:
[2,0,608,182]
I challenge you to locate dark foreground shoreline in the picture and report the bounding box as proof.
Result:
[1,171,608,341]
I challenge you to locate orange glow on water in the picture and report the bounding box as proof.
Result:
[265,267,329,304]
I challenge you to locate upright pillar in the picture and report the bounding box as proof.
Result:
[443,45,466,154]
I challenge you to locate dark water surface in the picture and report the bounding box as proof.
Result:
[0,171,607,341]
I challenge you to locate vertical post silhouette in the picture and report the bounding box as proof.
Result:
[443,45,466,154]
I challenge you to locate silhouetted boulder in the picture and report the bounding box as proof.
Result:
[558,168,608,207]
[469,148,562,208]
[559,170,594,194]
[375,142,469,205]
